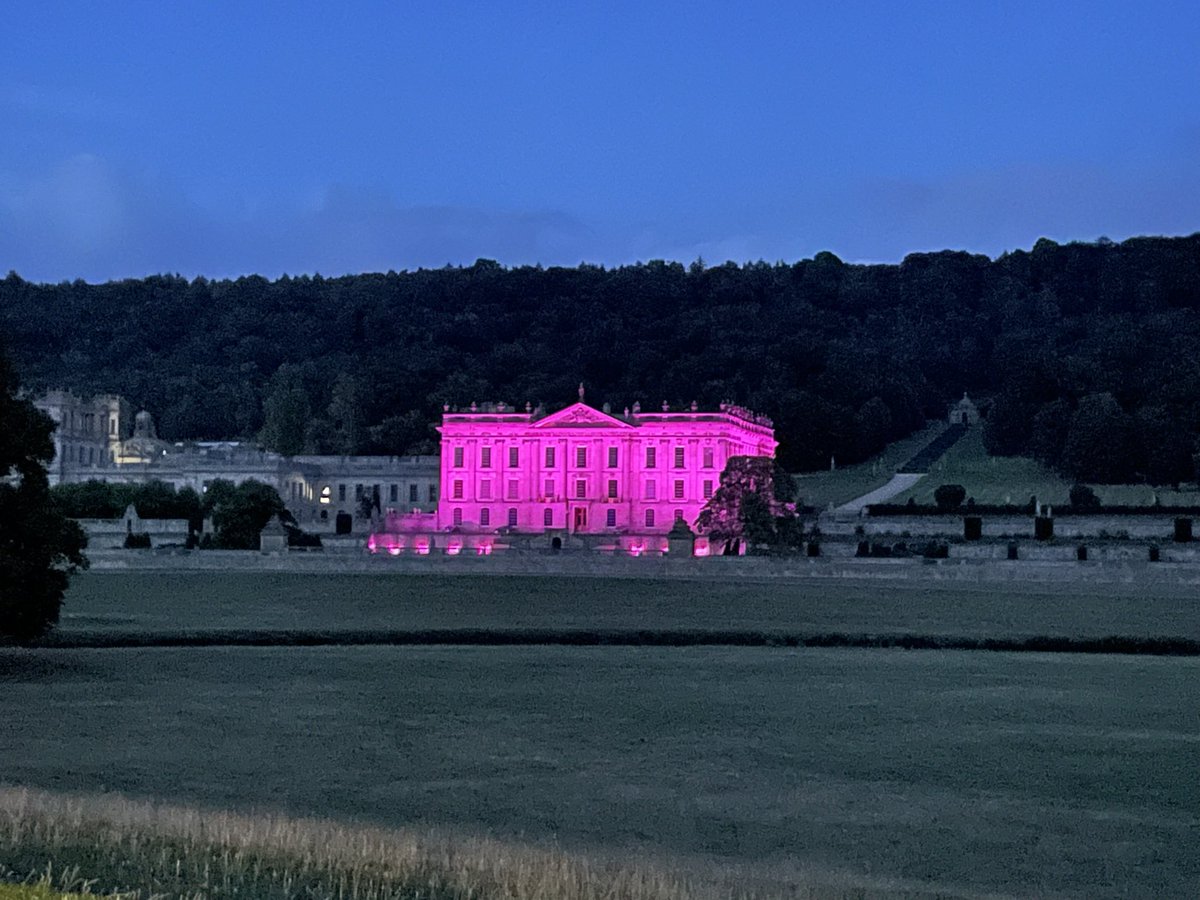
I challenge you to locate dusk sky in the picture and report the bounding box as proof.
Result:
[3,1,1199,282]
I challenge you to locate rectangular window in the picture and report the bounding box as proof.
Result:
[453,508,463,526]
[338,484,346,502]
[607,479,618,499]
[674,509,684,523]
[544,508,553,527]
[507,508,518,527]
[645,446,656,468]
[544,479,554,498]
[575,479,586,499]
[452,480,463,499]
[409,484,418,502]
[703,479,714,499]
[428,485,437,502]
[480,480,492,500]
[645,509,655,528]
[509,446,519,468]
[453,446,464,467]
[389,484,398,502]
[507,480,519,500]
[576,446,587,467]
[674,480,684,499]
[674,447,685,468]
[480,447,492,468]
[606,509,616,527]
[480,508,490,527]
[545,446,556,467]
[703,447,714,468]
[607,447,618,468]
[645,480,657,500]
[355,483,364,500]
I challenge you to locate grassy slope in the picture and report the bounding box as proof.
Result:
[0,888,90,900]
[792,422,948,508]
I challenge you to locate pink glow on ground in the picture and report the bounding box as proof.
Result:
[694,536,711,557]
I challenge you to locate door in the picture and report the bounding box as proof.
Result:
[572,507,588,532]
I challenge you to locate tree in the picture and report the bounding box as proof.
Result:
[202,479,286,549]
[1069,484,1101,509]
[0,351,87,641]
[934,484,967,511]
[1061,393,1136,483]
[695,456,801,555]
[259,366,311,456]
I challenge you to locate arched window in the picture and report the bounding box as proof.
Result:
[479,508,490,527]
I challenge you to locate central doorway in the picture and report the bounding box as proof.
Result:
[572,507,588,532]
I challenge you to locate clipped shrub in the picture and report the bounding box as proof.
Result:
[1148,545,1161,562]
[806,541,821,557]
[1076,544,1088,561]
[1069,484,1101,509]
[123,532,151,549]
[934,484,967,511]
[856,540,870,557]
[921,541,949,559]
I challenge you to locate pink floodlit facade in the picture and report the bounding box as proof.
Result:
[435,398,777,535]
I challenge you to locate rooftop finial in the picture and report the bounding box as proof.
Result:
[578,382,585,402]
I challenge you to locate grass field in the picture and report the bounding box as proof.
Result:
[791,422,948,508]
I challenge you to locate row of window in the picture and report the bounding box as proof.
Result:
[449,507,683,528]
[450,478,715,501]
[320,483,438,504]
[451,445,716,470]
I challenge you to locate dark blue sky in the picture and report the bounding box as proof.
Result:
[3,1,1198,282]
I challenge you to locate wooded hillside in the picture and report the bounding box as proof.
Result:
[3,233,1199,480]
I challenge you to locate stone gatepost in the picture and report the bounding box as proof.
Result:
[667,520,697,557]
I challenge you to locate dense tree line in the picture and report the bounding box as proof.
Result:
[3,234,1200,481]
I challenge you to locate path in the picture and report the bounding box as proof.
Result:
[832,472,926,514]
[830,423,970,514]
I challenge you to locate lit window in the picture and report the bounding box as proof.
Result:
[507,480,519,500]
[480,508,490,526]
[509,447,519,468]
[645,480,656,500]
[544,508,553,527]
[545,446,555,467]
[576,446,587,467]
[480,481,492,500]
[481,447,492,468]
[645,509,655,527]
[544,479,554,497]
[703,479,713,499]
[453,447,464,467]
[575,479,586,499]
[645,447,656,468]
[452,480,463,499]
[607,447,618,468]
[508,508,518,527]
[674,480,684,499]
[320,486,331,505]
[606,509,616,527]
[674,447,685,468]
[608,479,618,499]
[409,484,418,502]
[703,447,714,468]
[453,508,463,526]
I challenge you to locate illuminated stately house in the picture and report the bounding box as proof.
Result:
[428,390,776,544]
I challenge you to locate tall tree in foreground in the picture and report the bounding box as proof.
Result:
[0,350,87,641]
[695,457,803,555]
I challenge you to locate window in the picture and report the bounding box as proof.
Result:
[509,446,519,468]
[645,446,656,468]
[338,484,346,502]
[607,479,618,499]
[453,508,463,526]
[703,447,714,468]
[507,480,519,500]
[320,486,332,505]
[606,509,616,527]
[480,480,492,500]
[409,484,418,502]
[507,507,518,527]
[452,480,463,499]
[428,485,437,502]
[480,447,492,468]
[703,479,714,499]
[645,509,655,528]
[674,509,684,523]
[355,483,364,500]
[644,480,656,500]
[545,446,556,467]
[575,479,586,499]
[453,446,464,467]
[576,446,587,467]
[544,479,554,498]
[544,508,553,527]
[480,508,490,527]
[607,447,618,468]
[109,417,117,436]
[674,480,684,499]
[389,484,398,502]
[674,447,685,468]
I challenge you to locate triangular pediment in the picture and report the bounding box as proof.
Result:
[531,402,635,429]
